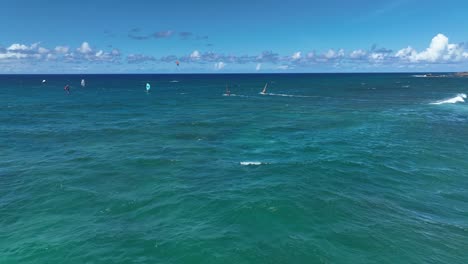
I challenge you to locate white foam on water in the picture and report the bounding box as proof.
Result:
[431,93,466,105]
[240,161,263,166]
[170,80,179,83]
[412,74,427,77]
[260,93,313,98]
[223,94,249,98]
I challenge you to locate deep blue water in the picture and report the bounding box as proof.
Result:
[1,73,468,263]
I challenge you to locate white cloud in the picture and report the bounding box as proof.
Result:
[395,33,467,63]
[46,54,57,60]
[256,63,262,71]
[395,46,417,61]
[190,50,200,60]
[55,46,69,54]
[292,51,301,60]
[77,42,92,54]
[369,52,386,62]
[415,33,448,62]
[277,65,289,70]
[0,53,28,59]
[214,61,225,70]
[38,47,49,54]
[350,49,367,59]
[324,49,345,59]
[7,43,29,51]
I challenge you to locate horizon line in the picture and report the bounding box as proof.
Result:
[0,71,460,75]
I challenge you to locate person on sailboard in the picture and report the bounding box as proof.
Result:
[64,84,70,94]
[260,82,268,95]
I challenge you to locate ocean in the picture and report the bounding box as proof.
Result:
[1,73,467,263]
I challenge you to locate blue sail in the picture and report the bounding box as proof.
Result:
[146,83,151,91]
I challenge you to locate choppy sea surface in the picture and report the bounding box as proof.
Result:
[1,73,467,263]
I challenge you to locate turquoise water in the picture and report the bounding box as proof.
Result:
[1,74,467,263]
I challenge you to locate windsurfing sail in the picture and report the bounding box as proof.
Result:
[146,83,151,92]
[42,79,46,84]
[81,79,86,87]
[260,83,268,94]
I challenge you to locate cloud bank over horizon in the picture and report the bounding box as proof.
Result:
[1,34,468,73]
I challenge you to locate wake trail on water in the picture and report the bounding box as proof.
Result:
[260,93,315,98]
[430,93,466,105]
[223,94,250,98]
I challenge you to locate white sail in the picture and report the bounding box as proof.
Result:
[260,83,268,94]
[81,79,86,87]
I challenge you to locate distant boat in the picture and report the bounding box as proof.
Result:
[146,83,151,93]
[81,79,86,87]
[260,83,268,95]
[42,79,46,84]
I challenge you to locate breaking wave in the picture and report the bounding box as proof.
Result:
[430,93,466,105]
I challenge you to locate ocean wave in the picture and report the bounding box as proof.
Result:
[430,93,466,105]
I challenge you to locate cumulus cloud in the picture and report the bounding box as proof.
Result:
[349,49,367,59]
[55,46,69,54]
[214,61,225,70]
[77,42,93,54]
[395,33,467,63]
[7,43,30,52]
[0,41,120,67]
[292,51,301,60]
[324,49,345,59]
[38,47,49,54]
[0,43,48,60]
[2,33,468,72]
[190,50,201,60]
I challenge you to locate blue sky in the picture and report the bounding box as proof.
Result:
[1,0,468,73]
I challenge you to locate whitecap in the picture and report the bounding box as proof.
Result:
[240,161,263,166]
[430,93,466,105]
